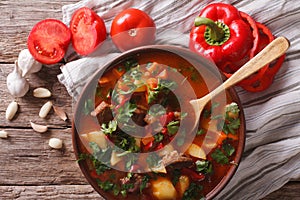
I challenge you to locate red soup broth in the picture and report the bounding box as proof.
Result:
[74,49,243,200]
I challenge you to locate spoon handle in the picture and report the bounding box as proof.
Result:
[208,36,289,99]
[222,36,289,90]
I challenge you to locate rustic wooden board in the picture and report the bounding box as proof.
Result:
[0,0,299,199]
[263,182,300,200]
[0,128,87,185]
[0,185,101,200]
[0,64,73,128]
[0,0,78,63]
[0,183,298,200]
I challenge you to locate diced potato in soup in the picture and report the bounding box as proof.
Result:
[152,177,177,200]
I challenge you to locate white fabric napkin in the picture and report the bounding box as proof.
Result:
[58,0,300,199]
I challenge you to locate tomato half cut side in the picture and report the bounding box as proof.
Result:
[70,7,107,56]
[110,8,156,52]
[27,19,71,65]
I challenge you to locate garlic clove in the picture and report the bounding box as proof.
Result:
[6,62,30,98]
[18,49,42,77]
[0,130,9,139]
[33,87,52,98]
[30,121,48,133]
[48,138,63,149]
[39,101,53,118]
[6,101,18,120]
[53,105,68,121]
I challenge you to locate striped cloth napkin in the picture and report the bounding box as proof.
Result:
[58,0,300,199]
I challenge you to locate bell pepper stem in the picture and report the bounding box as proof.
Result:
[194,17,225,42]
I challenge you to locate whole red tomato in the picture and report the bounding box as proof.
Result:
[110,8,156,52]
[27,19,71,65]
[70,7,107,55]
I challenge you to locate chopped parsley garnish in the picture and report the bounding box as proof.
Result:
[124,58,138,71]
[222,117,241,134]
[113,131,140,152]
[140,175,150,193]
[125,154,138,170]
[176,137,185,147]
[130,66,143,80]
[154,133,164,142]
[171,169,181,185]
[147,79,178,103]
[211,148,229,165]
[195,160,213,174]
[167,120,180,135]
[222,142,235,157]
[117,102,137,123]
[182,182,203,200]
[196,129,205,136]
[101,120,117,135]
[85,142,111,174]
[146,153,160,168]
[83,99,93,115]
[97,180,115,191]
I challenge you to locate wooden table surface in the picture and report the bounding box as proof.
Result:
[0,1,299,199]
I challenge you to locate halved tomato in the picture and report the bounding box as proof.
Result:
[27,19,71,65]
[110,8,156,52]
[70,7,107,55]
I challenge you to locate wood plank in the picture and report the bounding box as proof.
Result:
[263,182,300,200]
[0,128,87,185]
[0,185,102,200]
[1,0,300,199]
[0,63,73,128]
[0,0,78,63]
[0,182,299,200]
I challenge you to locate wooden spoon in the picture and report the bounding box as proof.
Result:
[190,36,290,130]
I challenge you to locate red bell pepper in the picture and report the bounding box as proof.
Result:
[224,14,286,92]
[223,11,269,87]
[189,3,253,73]
[191,3,286,92]
[181,168,205,181]
[240,22,286,92]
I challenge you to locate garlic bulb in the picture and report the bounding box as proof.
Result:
[18,49,42,77]
[6,62,30,97]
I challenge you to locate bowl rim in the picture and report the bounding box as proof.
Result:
[72,44,246,200]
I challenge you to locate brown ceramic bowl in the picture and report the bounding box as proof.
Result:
[72,45,245,200]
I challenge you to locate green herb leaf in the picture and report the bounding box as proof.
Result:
[76,153,90,162]
[125,154,138,170]
[117,102,137,123]
[180,112,188,119]
[146,153,160,168]
[176,137,185,147]
[140,175,150,193]
[167,120,180,135]
[154,133,164,142]
[83,99,93,115]
[211,149,229,164]
[222,142,235,157]
[221,118,241,135]
[195,160,213,174]
[97,180,114,191]
[89,142,112,173]
[148,90,159,104]
[196,129,205,136]
[130,66,143,80]
[182,182,203,200]
[171,169,181,185]
[124,58,138,71]
[101,120,117,135]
